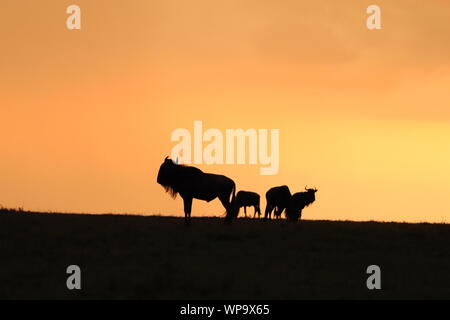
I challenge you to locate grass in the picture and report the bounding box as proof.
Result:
[0,210,449,299]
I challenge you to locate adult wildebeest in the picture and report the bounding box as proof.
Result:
[157,157,237,224]
[235,191,261,218]
[285,187,318,221]
[265,185,292,220]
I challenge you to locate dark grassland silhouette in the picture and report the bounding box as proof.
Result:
[157,157,238,223]
[286,187,318,221]
[235,191,261,218]
[1,210,450,299]
[0,206,24,214]
[265,185,292,219]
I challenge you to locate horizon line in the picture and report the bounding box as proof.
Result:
[1,207,448,225]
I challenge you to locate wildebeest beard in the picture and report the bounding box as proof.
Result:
[163,184,178,199]
[157,159,189,199]
[302,193,316,208]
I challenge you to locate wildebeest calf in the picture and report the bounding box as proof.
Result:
[235,191,261,218]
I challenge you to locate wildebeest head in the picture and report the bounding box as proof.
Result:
[304,186,318,206]
[157,156,179,198]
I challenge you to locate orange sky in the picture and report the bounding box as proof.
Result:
[1,0,450,222]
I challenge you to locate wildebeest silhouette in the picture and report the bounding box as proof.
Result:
[157,157,237,223]
[235,191,261,218]
[285,187,318,221]
[265,185,292,220]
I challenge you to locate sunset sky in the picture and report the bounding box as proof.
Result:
[1,0,449,222]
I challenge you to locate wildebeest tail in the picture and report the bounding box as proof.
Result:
[230,181,236,204]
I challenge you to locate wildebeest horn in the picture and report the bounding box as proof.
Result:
[165,156,169,160]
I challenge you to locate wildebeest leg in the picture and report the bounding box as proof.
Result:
[264,205,273,220]
[182,196,192,224]
[281,206,286,219]
[256,205,261,218]
[244,206,247,218]
[275,206,282,219]
[218,194,233,222]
